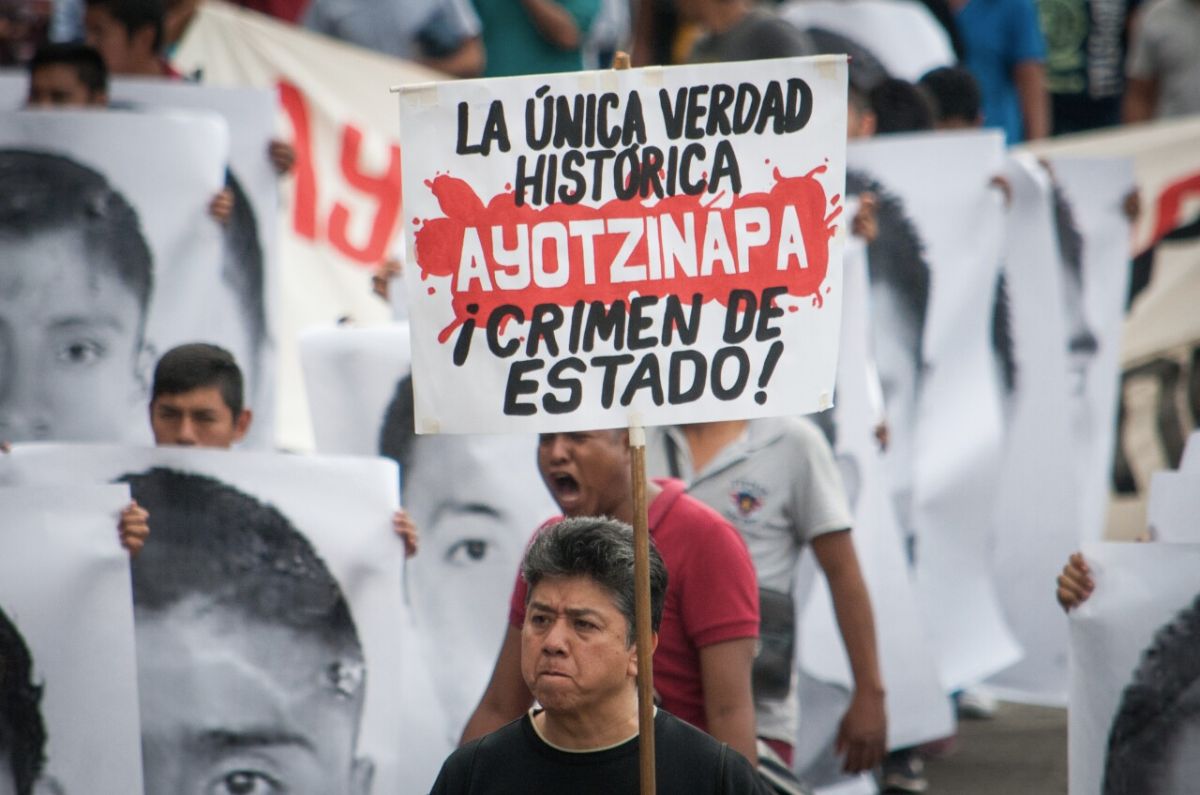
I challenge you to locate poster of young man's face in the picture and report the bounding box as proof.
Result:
[1,444,430,792]
[848,130,1019,691]
[1068,542,1200,795]
[1047,157,1135,544]
[0,110,277,448]
[794,238,952,781]
[0,483,143,795]
[984,154,1081,704]
[299,323,557,742]
[108,79,281,448]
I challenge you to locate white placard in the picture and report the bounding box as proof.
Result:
[2,444,445,793]
[397,56,848,433]
[0,110,228,446]
[0,483,143,795]
[986,154,1080,704]
[1068,542,1200,795]
[299,322,557,743]
[848,130,1019,690]
[109,78,281,448]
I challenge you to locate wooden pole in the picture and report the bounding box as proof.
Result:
[610,50,653,793]
[628,420,656,795]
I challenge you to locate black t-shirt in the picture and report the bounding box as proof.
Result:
[430,710,770,794]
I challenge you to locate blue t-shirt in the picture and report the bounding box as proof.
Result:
[956,0,1047,143]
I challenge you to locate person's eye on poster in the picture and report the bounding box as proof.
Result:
[445,537,490,566]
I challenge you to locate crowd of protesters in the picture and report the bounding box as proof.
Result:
[2,0,1197,793]
[5,0,1198,130]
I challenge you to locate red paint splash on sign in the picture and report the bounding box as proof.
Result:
[413,166,840,342]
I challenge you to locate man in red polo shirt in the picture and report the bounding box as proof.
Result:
[459,429,762,764]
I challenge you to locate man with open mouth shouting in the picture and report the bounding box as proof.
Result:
[460,428,763,767]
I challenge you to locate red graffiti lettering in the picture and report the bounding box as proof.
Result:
[413,166,840,343]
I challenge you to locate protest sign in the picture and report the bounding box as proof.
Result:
[0,483,143,795]
[2,443,446,793]
[985,154,1081,704]
[848,130,1019,690]
[1025,116,1200,539]
[299,322,557,740]
[795,238,953,761]
[0,109,228,446]
[1049,158,1135,545]
[396,56,848,433]
[1068,541,1200,795]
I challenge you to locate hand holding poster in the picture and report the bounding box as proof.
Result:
[1068,542,1200,795]
[397,56,848,433]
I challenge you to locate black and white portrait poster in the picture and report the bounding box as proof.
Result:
[985,153,1080,704]
[300,323,558,744]
[0,483,143,795]
[0,110,230,446]
[1048,158,1135,544]
[1068,541,1200,795]
[1,443,441,792]
[795,237,952,781]
[109,78,282,448]
[848,130,1020,691]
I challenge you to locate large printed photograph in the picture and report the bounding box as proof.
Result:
[0,483,144,795]
[1,444,440,792]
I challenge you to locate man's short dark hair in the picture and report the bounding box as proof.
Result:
[84,0,165,50]
[378,374,416,475]
[0,605,47,795]
[869,78,935,134]
[1104,593,1200,795]
[522,517,668,646]
[151,343,246,417]
[28,42,109,95]
[0,149,153,336]
[918,66,982,126]
[120,467,363,664]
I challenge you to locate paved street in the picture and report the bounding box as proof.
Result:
[922,703,1069,794]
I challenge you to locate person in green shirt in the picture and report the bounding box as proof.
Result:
[474,0,600,77]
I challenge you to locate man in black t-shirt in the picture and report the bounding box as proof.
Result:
[431,517,769,794]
